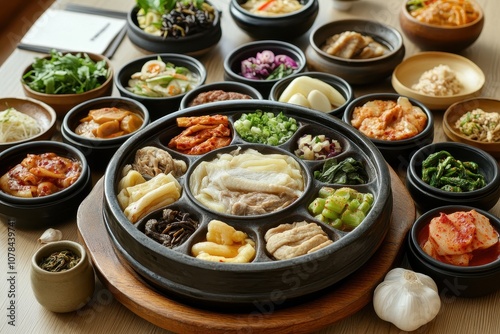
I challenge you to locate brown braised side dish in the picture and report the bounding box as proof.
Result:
[189,90,252,106]
[144,208,200,248]
[321,31,389,59]
[75,107,143,139]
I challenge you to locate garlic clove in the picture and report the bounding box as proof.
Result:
[38,228,63,244]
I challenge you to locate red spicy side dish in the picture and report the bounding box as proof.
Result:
[0,153,82,198]
[418,210,500,266]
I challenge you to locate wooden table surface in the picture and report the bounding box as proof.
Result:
[1,0,500,333]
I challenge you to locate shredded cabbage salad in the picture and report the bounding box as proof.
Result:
[0,108,42,143]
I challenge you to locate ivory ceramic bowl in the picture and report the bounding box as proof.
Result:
[102,99,393,309]
[115,53,207,121]
[305,19,405,85]
[179,81,263,109]
[443,97,500,158]
[342,93,434,167]
[229,0,319,40]
[223,40,307,97]
[31,240,95,312]
[399,0,484,52]
[269,71,354,118]
[0,97,57,152]
[21,52,113,118]
[127,1,222,56]
[391,52,485,110]
[61,96,150,171]
[0,141,92,229]
[406,142,500,212]
[407,205,500,298]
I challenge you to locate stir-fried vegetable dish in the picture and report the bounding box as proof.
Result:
[421,150,486,192]
[314,157,368,185]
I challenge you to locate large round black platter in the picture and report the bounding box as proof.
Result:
[102,100,392,309]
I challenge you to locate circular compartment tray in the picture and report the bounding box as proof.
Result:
[77,168,414,333]
[102,100,393,308]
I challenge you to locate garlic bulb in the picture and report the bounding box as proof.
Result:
[38,228,62,244]
[373,268,441,332]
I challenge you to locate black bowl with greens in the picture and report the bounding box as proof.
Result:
[406,142,500,212]
[127,0,222,56]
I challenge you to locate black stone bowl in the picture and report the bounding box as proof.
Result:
[269,71,354,118]
[0,141,92,229]
[229,0,319,40]
[179,81,263,109]
[406,142,500,212]
[305,19,405,85]
[342,93,434,168]
[115,53,207,122]
[407,205,500,298]
[127,2,222,56]
[61,96,150,171]
[102,99,392,309]
[223,40,307,97]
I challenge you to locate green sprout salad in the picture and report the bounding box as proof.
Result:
[22,50,109,94]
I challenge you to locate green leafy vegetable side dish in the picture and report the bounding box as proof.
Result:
[421,150,486,192]
[314,157,368,185]
[22,49,109,95]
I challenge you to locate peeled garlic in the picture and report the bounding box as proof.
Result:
[287,93,311,108]
[307,90,332,112]
[278,76,346,107]
[38,228,63,244]
[373,268,441,332]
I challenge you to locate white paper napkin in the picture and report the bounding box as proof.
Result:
[20,9,126,55]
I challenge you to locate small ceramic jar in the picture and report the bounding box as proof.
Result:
[31,240,95,313]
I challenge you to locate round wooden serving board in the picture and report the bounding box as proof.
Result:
[77,167,415,333]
